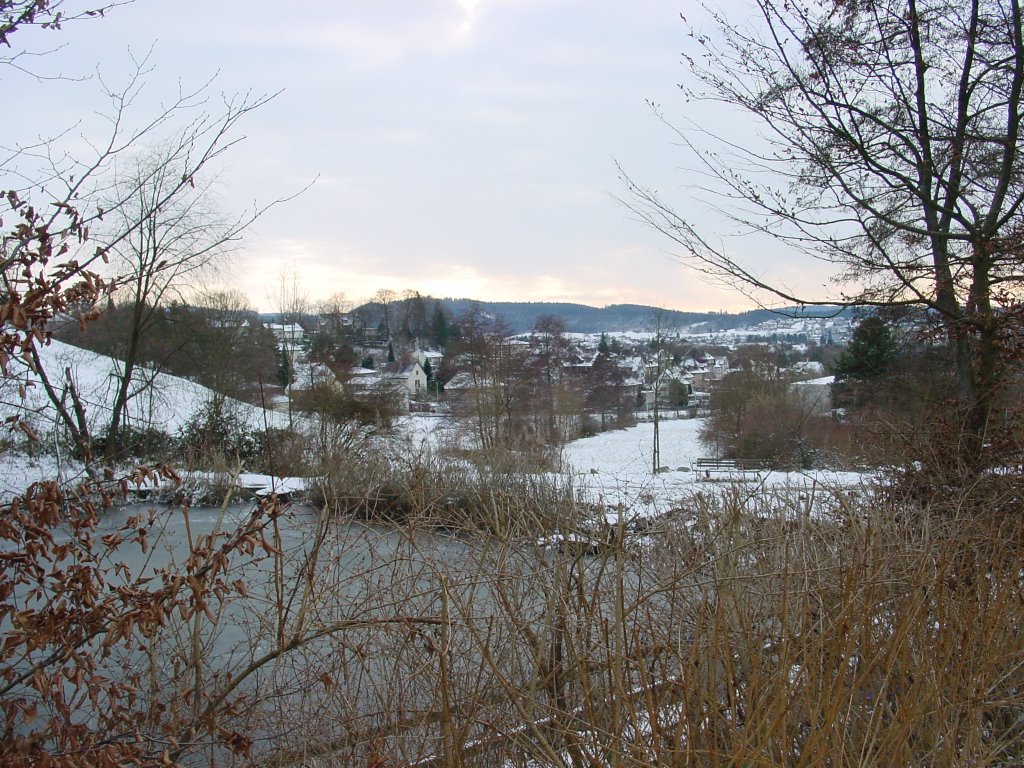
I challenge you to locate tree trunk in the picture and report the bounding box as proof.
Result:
[947,245,1004,470]
[104,299,146,461]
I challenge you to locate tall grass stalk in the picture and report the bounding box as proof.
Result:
[252,479,1024,767]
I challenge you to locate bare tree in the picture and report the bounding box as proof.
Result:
[648,310,670,473]
[269,262,310,344]
[0,24,281,461]
[0,1,126,69]
[447,306,526,451]
[318,291,352,336]
[373,288,397,340]
[0,5,273,462]
[192,287,275,399]
[622,0,1024,466]
[585,347,631,431]
[0,2,136,380]
[95,146,264,458]
[529,314,570,442]
[269,263,310,426]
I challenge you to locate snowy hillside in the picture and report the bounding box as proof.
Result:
[0,339,287,445]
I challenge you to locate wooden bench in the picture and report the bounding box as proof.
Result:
[694,457,765,477]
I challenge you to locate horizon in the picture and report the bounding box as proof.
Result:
[254,295,845,320]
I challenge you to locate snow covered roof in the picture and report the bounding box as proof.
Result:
[793,375,835,387]
[789,361,826,376]
[266,322,305,336]
[381,362,422,379]
[444,371,498,390]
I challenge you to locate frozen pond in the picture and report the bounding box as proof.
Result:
[11,499,659,765]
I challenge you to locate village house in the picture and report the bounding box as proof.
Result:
[790,376,834,416]
[561,349,600,377]
[413,346,444,373]
[266,322,305,349]
[440,370,515,422]
[341,361,427,414]
[381,361,428,398]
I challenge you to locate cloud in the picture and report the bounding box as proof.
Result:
[20,0,828,316]
[455,0,486,37]
[185,2,504,68]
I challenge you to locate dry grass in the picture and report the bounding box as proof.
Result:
[313,443,582,539]
[199,475,1024,768]
[20,439,1020,766]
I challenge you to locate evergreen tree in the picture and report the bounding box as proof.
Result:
[387,342,396,363]
[276,348,294,387]
[431,303,451,349]
[833,316,898,381]
[831,316,899,408]
[598,333,610,355]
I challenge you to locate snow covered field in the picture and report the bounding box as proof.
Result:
[0,340,291,500]
[560,417,866,520]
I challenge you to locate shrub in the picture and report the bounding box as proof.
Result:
[6,437,1024,766]
[292,382,401,430]
[246,426,310,475]
[94,425,177,461]
[314,445,578,538]
[578,414,600,438]
[176,397,307,472]
[0,473,292,766]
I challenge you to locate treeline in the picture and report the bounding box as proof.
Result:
[699,309,1024,476]
[54,290,279,403]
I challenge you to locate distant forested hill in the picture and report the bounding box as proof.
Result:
[432,300,847,334]
[320,296,850,336]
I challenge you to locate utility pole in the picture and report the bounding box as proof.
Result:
[651,310,667,474]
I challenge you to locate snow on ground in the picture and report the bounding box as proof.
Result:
[0,340,289,439]
[561,417,866,521]
[0,340,294,501]
[799,375,836,386]
[392,414,455,452]
[563,418,707,476]
[0,452,83,502]
[232,473,311,497]
[0,342,288,442]
[0,341,864,518]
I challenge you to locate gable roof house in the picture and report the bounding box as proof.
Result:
[790,376,834,416]
[562,350,600,377]
[441,370,495,402]
[710,356,730,381]
[441,370,512,419]
[338,363,421,414]
[414,347,445,370]
[681,356,723,391]
[381,361,427,398]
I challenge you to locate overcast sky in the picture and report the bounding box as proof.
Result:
[9,0,831,312]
